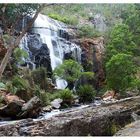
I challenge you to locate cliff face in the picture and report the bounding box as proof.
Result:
[79,37,105,89]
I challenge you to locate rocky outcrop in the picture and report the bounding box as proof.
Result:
[115,120,140,136]
[76,37,105,89]
[0,95,42,119]
[0,96,140,136]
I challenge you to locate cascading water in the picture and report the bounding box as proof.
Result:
[19,14,81,89]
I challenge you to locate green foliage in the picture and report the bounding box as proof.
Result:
[78,25,101,38]
[0,4,40,33]
[31,67,48,90]
[40,89,74,107]
[106,53,137,93]
[0,82,6,90]
[105,24,136,62]
[48,13,78,25]
[76,85,96,103]
[57,89,74,106]
[54,59,83,86]
[81,72,94,80]
[34,86,50,106]
[13,48,28,64]
[6,76,29,94]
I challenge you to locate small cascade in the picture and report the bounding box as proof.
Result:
[19,14,81,89]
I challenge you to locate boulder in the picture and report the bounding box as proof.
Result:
[102,90,115,100]
[4,94,25,104]
[0,100,23,118]
[42,105,52,112]
[51,98,63,109]
[18,96,42,118]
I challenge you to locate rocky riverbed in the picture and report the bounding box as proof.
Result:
[0,96,140,136]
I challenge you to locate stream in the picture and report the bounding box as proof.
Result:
[0,100,102,126]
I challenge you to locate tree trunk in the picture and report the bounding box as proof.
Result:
[0,44,14,78]
[0,5,45,80]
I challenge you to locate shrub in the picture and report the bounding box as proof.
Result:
[6,76,34,101]
[34,86,50,106]
[81,72,94,80]
[54,59,83,90]
[6,76,29,94]
[58,89,74,106]
[78,25,101,38]
[31,67,48,90]
[13,48,28,64]
[0,82,6,90]
[76,85,96,103]
[48,13,78,25]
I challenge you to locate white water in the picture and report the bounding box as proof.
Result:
[19,14,81,89]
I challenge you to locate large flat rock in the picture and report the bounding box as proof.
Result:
[115,120,140,136]
[0,96,140,136]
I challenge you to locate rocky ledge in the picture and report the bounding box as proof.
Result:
[115,120,140,136]
[0,96,140,136]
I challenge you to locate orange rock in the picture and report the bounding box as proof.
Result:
[102,90,115,101]
[5,94,25,104]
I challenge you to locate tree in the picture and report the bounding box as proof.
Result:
[120,4,140,46]
[54,59,83,90]
[0,4,46,79]
[105,53,137,94]
[105,23,137,62]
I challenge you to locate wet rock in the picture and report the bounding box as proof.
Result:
[51,98,63,109]
[34,43,52,77]
[42,105,52,112]
[18,96,42,118]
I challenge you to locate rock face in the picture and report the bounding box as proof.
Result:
[76,37,105,90]
[0,96,140,136]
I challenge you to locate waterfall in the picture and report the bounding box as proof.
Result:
[19,14,81,89]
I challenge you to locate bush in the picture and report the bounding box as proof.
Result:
[47,89,74,107]
[13,48,28,64]
[48,13,78,25]
[34,86,50,106]
[0,82,6,90]
[78,25,101,38]
[31,67,48,90]
[76,85,96,103]
[54,59,83,90]
[6,76,29,94]
[58,89,74,106]
[81,72,94,80]
[6,76,34,101]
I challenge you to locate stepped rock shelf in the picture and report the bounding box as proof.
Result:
[0,96,140,136]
